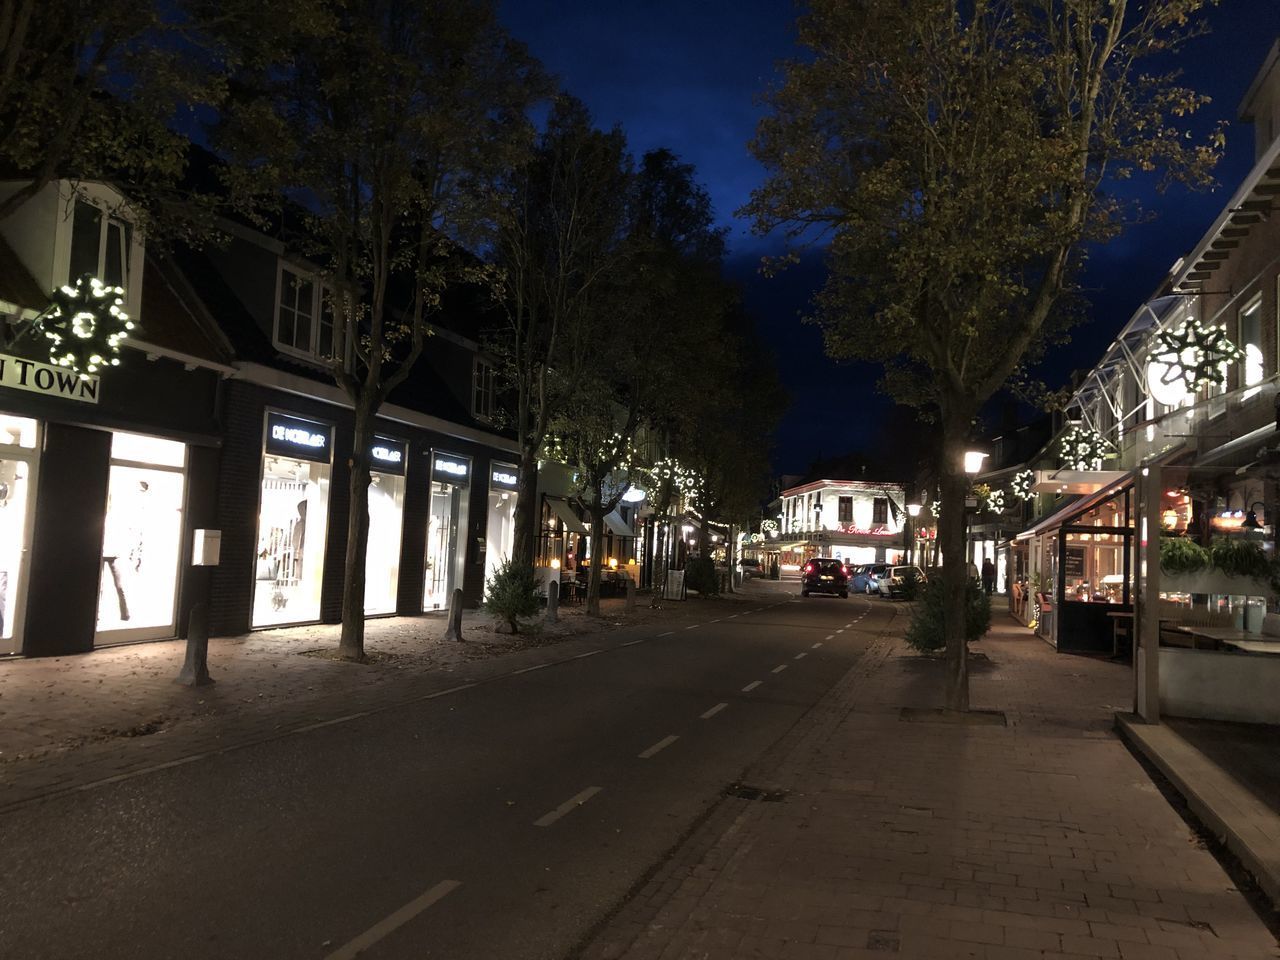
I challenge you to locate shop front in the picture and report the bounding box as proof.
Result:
[424,450,470,610]
[365,436,407,616]
[484,461,519,590]
[0,415,38,654]
[252,412,334,628]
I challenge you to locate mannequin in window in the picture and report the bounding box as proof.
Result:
[101,490,133,622]
[291,499,308,580]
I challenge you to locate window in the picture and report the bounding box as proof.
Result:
[1241,295,1263,395]
[872,497,888,524]
[275,264,346,364]
[68,197,132,289]
[838,496,853,523]
[472,358,496,421]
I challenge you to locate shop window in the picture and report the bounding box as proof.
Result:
[838,496,853,523]
[68,196,132,289]
[0,414,37,448]
[872,497,888,524]
[0,416,38,652]
[365,471,405,616]
[1241,295,1263,397]
[96,431,187,643]
[275,264,347,365]
[472,358,496,421]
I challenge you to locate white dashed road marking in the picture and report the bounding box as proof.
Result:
[794,652,807,660]
[742,680,762,692]
[700,702,728,719]
[771,664,788,674]
[657,631,674,637]
[684,624,700,631]
[638,736,680,759]
[574,650,602,659]
[534,787,603,827]
[512,664,548,675]
[621,639,645,647]
[324,880,462,960]
[825,634,835,640]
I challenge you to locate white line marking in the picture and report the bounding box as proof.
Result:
[574,650,602,659]
[794,652,807,660]
[324,880,462,960]
[638,735,680,758]
[512,664,549,675]
[534,786,603,827]
[701,702,729,719]
[684,624,700,630]
[812,642,823,649]
[836,629,845,634]
[771,664,788,674]
[727,614,739,619]
[825,634,835,640]
[621,639,645,647]
[294,712,369,734]
[742,680,762,692]
[657,631,674,637]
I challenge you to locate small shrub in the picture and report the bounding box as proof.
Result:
[1159,536,1209,575]
[898,567,924,601]
[685,557,718,596]
[1209,537,1272,579]
[482,558,542,633]
[905,579,991,652]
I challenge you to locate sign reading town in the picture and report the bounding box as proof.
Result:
[0,351,100,404]
[432,451,471,486]
[265,412,333,463]
[369,436,407,475]
[489,462,520,491]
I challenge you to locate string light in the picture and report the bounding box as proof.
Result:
[1150,318,1243,391]
[36,274,134,379]
[1059,424,1116,471]
[1010,469,1035,501]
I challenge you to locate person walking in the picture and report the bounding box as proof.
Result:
[981,557,995,596]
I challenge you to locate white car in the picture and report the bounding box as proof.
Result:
[878,565,926,599]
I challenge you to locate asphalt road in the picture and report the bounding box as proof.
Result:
[0,582,902,960]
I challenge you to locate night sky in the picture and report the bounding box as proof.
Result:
[500,0,1280,476]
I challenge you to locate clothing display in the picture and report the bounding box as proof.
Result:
[253,461,330,627]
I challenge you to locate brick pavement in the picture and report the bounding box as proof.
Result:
[580,615,1280,960]
[0,590,767,811]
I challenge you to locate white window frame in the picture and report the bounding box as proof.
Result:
[1241,293,1264,398]
[54,182,146,320]
[273,261,349,367]
[472,356,496,422]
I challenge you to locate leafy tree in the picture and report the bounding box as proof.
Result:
[214,0,544,660]
[489,96,633,568]
[745,0,1221,710]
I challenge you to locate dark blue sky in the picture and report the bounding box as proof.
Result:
[500,0,1280,476]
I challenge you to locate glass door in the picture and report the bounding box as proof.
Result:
[365,471,406,615]
[0,414,38,654]
[424,482,461,609]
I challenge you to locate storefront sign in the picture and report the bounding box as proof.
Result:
[432,451,471,486]
[370,436,407,475]
[264,412,332,463]
[489,462,520,491]
[0,352,99,404]
[839,523,894,536]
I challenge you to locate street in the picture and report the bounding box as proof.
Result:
[0,582,896,960]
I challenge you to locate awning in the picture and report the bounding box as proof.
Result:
[548,497,588,535]
[1016,473,1133,540]
[1030,469,1130,495]
[602,509,634,538]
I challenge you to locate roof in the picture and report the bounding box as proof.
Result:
[134,254,234,366]
[0,235,48,313]
[1238,39,1280,122]
[780,478,907,498]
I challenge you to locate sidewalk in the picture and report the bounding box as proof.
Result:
[0,587,780,811]
[581,615,1280,960]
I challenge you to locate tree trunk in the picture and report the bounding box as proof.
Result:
[512,443,540,567]
[938,427,972,712]
[338,401,374,661]
[727,523,736,593]
[586,494,605,616]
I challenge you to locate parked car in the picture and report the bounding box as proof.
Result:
[863,563,890,595]
[878,565,926,599]
[801,557,849,598]
[739,558,764,579]
[848,564,875,592]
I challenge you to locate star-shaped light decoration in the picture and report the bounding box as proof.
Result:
[36,274,135,379]
[1059,424,1116,471]
[1010,469,1035,501]
[982,487,1005,514]
[1149,319,1243,391]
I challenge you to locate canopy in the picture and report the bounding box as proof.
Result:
[547,497,588,535]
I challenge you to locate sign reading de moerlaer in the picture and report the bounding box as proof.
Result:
[0,352,100,404]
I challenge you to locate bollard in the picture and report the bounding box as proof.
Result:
[442,587,465,642]
[624,577,635,614]
[546,580,559,624]
[175,602,215,686]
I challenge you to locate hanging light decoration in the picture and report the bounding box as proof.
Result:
[1059,424,1116,471]
[35,274,135,380]
[1149,318,1243,391]
[1010,469,1035,501]
[983,487,1005,514]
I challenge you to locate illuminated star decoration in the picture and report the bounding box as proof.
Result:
[36,274,135,379]
[982,487,1005,514]
[1149,319,1243,391]
[1010,469,1035,501]
[1059,424,1116,471]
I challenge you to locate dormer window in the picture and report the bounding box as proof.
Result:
[472,357,496,421]
[68,197,131,289]
[275,263,347,365]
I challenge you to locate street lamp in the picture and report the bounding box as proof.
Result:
[1243,502,1267,531]
[963,450,989,475]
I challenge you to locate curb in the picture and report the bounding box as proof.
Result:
[1116,713,1280,909]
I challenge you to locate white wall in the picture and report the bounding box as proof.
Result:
[1160,647,1280,724]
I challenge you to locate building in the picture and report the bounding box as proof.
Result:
[773,478,912,568]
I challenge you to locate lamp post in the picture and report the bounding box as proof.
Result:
[964,449,988,578]
[906,502,922,565]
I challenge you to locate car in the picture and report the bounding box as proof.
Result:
[739,557,765,579]
[862,563,890,595]
[878,565,926,599]
[801,557,849,598]
[848,564,874,592]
